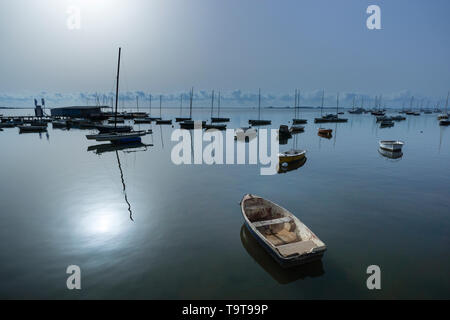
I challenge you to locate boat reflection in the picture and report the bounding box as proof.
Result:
[87,142,152,155]
[115,150,133,221]
[277,157,307,174]
[240,225,324,284]
[378,147,403,160]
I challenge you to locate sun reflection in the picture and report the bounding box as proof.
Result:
[82,208,125,236]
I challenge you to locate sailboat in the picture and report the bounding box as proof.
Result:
[438,92,449,122]
[87,48,146,143]
[134,96,152,123]
[314,92,348,123]
[205,90,227,130]
[176,93,191,122]
[249,89,271,126]
[155,95,172,125]
[348,96,364,114]
[180,88,206,129]
[211,91,230,123]
[292,89,307,124]
[147,94,161,121]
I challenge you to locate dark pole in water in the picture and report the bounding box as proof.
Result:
[114,47,121,129]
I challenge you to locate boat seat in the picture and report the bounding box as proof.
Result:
[276,240,317,257]
[253,216,292,227]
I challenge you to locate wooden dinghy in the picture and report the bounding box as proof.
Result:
[318,128,332,135]
[240,194,326,267]
[278,149,306,164]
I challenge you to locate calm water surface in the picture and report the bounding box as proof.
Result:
[0,108,449,299]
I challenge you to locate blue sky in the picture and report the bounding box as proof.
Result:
[0,0,449,108]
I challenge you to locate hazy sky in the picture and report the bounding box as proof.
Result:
[0,0,449,107]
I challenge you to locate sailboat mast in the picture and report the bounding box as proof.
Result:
[211,90,214,118]
[336,93,339,115]
[218,91,221,117]
[445,91,449,114]
[294,89,297,119]
[136,96,139,112]
[258,88,261,121]
[149,94,152,117]
[180,94,183,117]
[297,90,301,118]
[114,47,121,129]
[190,87,193,118]
[160,95,162,117]
[321,89,325,116]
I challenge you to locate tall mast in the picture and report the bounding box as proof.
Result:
[136,96,139,112]
[336,93,339,115]
[258,88,261,121]
[180,94,183,117]
[321,89,324,116]
[114,47,121,129]
[160,95,162,117]
[189,87,193,118]
[298,89,301,118]
[352,96,355,111]
[445,91,449,114]
[294,89,297,119]
[218,91,221,117]
[211,90,214,118]
[149,94,152,117]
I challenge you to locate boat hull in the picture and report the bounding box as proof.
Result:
[155,120,172,125]
[379,140,404,152]
[211,117,230,123]
[241,194,326,268]
[278,151,306,164]
[243,221,324,268]
[248,120,271,126]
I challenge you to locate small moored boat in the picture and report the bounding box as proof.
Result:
[240,194,326,267]
[318,128,332,135]
[379,140,404,152]
[278,149,306,164]
[18,125,47,132]
[86,130,147,143]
